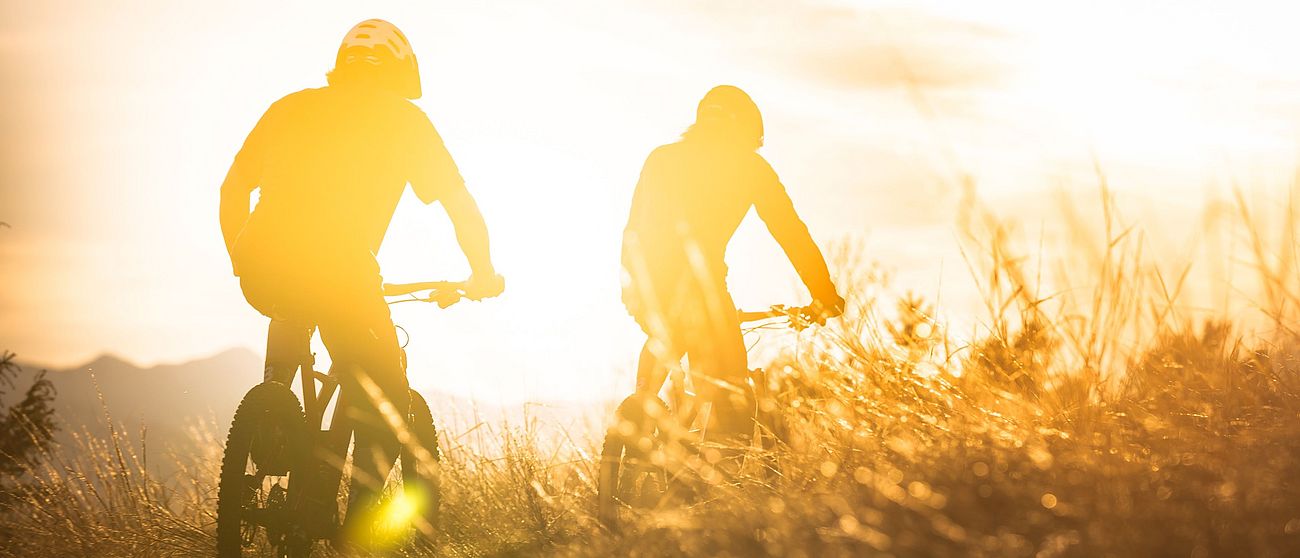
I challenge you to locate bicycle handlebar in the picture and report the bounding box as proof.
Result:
[738,308,786,323]
[737,304,819,329]
[383,280,468,309]
[382,281,466,297]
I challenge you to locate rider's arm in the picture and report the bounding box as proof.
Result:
[619,151,663,314]
[219,158,257,275]
[406,108,499,289]
[439,183,496,280]
[621,149,663,274]
[219,105,276,276]
[751,156,843,315]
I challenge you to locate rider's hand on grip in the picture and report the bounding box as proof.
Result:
[432,289,461,308]
[808,294,845,326]
[464,273,505,301]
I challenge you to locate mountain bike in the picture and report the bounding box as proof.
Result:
[215,280,467,557]
[596,304,814,529]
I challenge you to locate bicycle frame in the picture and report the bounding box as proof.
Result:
[254,320,362,533]
[646,305,809,393]
[645,305,811,435]
[597,303,812,527]
[265,279,465,428]
[260,320,340,430]
[260,281,466,533]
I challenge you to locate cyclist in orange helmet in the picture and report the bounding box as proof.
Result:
[621,85,844,439]
[219,19,503,535]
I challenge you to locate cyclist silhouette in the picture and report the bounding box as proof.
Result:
[621,85,843,439]
[218,19,503,540]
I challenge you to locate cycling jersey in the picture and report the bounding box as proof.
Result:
[621,138,837,321]
[229,83,464,281]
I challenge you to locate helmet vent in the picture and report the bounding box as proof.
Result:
[333,19,422,99]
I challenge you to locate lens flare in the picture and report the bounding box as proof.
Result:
[354,486,428,550]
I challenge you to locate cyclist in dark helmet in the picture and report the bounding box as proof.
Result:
[218,19,504,538]
[621,85,844,439]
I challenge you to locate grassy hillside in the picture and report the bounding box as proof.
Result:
[4,189,1300,557]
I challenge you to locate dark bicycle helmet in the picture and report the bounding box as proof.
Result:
[695,85,764,148]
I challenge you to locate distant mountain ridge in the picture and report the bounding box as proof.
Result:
[21,348,265,465]
[15,349,607,474]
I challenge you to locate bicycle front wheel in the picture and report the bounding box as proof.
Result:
[596,427,626,529]
[400,389,442,536]
[216,381,310,558]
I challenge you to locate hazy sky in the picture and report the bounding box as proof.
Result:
[3,0,1299,403]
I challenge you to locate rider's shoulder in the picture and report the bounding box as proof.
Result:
[649,141,691,160]
[742,149,776,173]
[355,94,434,130]
[394,98,433,123]
[701,143,774,173]
[277,87,327,104]
[732,150,779,187]
[262,87,328,115]
[650,142,677,156]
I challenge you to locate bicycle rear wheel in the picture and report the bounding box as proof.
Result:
[216,381,310,558]
[400,389,442,536]
[597,394,670,529]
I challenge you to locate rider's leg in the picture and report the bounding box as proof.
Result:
[317,291,409,540]
[629,308,689,436]
[264,319,312,384]
[239,266,314,385]
[634,340,671,396]
[617,339,679,441]
[687,290,752,443]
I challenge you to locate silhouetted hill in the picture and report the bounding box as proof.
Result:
[28,348,264,468]
[20,349,606,474]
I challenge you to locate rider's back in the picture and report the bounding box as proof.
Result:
[623,139,782,293]
[233,84,461,283]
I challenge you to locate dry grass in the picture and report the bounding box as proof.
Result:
[6,186,1300,557]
